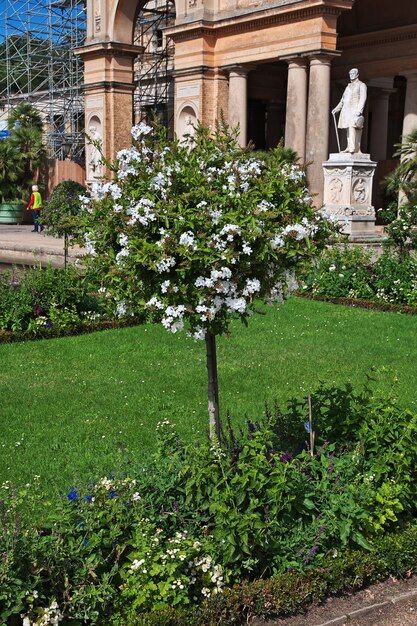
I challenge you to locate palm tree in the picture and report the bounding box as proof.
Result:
[0,140,24,202]
[7,102,44,132]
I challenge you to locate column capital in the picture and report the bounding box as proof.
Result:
[224,64,256,77]
[402,71,417,83]
[304,50,340,66]
[281,55,308,69]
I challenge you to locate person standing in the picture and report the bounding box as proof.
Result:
[27,185,44,232]
[332,68,367,154]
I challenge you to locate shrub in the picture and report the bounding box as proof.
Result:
[0,265,111,336]
[302,245,417,307]
[2,378,417,624]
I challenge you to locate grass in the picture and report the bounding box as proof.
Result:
[1,296,416,497]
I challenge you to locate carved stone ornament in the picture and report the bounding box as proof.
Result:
[324,167,351,178]
[352,178,368,204]
[330,205,374,217]
[94,0,101,32]
[322,152,377,235]
[352,168,374,178]
[329,177,343,203]
[188,0,197,6]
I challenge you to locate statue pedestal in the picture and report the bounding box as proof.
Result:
[322,153,377,236]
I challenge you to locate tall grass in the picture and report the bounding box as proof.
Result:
[1,297,416,495]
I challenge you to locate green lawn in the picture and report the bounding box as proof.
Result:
[1,297,416,495]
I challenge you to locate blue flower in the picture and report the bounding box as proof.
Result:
[109,490,116,499]
[84,495,92,502]
[68,486,78,501]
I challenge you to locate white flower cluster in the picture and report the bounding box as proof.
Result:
[22,601,62,626]
[161,304,187,333]
[116,147,142,178]
[179,231,198,250]
[83,233,96,256]
[127,198,156,227]
[194,555,224,595]
[131,557,146,571]
[282,162,305,183]
[270,217,318,250]
[156,256,176,274]
[131,122,153,140]
[116,233,129,266]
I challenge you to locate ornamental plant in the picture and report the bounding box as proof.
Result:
[79,121,335,436]
[380,128,417,257]
[0,103,45,202]
[42,180,89,267]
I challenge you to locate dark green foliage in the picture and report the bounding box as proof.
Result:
[303,245,417,307]
[124,524,417,626]
[0,103,45,201]
[0,265,103,334]
[42,180,89,241]
[379,128,417,258]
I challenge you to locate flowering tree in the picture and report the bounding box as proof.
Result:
[80,122,334,437]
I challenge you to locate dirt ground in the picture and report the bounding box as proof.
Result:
[251,575,417,626]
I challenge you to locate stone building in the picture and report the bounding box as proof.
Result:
[78,0,417,206]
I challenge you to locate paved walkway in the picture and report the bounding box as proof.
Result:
[0,225,83,269]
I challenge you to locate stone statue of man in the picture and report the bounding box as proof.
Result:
[332,68,367,154]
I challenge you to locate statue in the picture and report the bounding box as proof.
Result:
[332,68,367,154]
[88,125,102,176]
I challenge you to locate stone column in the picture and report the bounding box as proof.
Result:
[305,54,333,207]
[368,78,394,160]
[284,57,308,161]
[228,66,250,147]
[401,72,417,140]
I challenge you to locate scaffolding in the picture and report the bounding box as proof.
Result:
[0,0,86,163]
[0,0,175,162]
[134,0,175,131]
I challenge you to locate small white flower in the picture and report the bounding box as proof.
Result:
[131,122,153,140]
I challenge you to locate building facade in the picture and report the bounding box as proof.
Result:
[78,0,417,205]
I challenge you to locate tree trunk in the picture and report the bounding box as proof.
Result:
[64,233,68,269]
[205,331,221,439]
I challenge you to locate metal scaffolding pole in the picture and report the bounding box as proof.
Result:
[0,0,86,163]
[134,0,175,132]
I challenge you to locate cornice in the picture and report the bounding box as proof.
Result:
[84,81,137,93]
[167,4,346,43]
[75,41,144,60]
[338,23,417,51]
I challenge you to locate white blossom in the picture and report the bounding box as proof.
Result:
[179,231,198,250]
[243,278,261,296]
[131,122,153,140]
[242,242,253,255]
[146,297,164,310]
[257,199,274,212]
[84,233,96,255]
[131,558,145,571]
[156,256,176,273]
[270,234,284,250]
